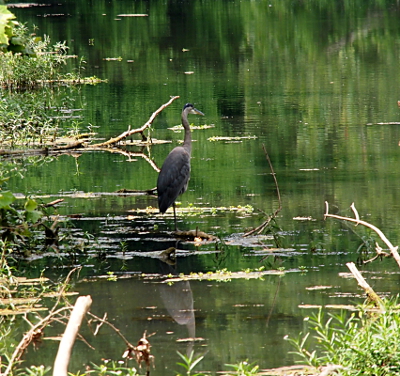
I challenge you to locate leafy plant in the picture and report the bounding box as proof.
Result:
[23,365,51,376]
[0,6,20,52]
[87,359,137,376]
[0,20,70,89]
[225,360,259,376]
[176,351,205,376]
[287,299,400,375]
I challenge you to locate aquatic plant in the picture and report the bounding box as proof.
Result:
[286,298,400,375]
[225,360,259,376]
[0,21,70,89]
[176,351,205,376]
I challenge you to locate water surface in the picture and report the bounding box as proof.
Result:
[6,0,400,373]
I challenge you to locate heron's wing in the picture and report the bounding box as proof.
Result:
[157,147,191,213]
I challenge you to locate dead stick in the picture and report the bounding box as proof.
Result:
[91,96,180,148]
[53,295,93,376]
[346,262,383,308]
[94,312,107,336]
[2,306,72,376]
[86,311,135,348]
[324,201,400,268]
[243,144,281,237]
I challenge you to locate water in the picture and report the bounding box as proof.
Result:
[5,0,400,373]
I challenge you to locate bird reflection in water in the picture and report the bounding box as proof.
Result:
[158,258,196,357]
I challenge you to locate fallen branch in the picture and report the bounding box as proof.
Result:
[324,202,400,268]
[244,144,282,237]
[53,295,93,376]
[174,229,218,241]
[0,96,180,157]
[90,96,180,148]
[346,262,383,308]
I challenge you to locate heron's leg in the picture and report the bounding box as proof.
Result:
[173,203,177,231]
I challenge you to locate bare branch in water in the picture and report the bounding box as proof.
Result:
[324,201,400,268]
[90,95,180,148]
[243,144,282,237]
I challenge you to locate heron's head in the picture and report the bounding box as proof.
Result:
[183,103,205,116]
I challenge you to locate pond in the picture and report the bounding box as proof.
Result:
[5,0,400,373]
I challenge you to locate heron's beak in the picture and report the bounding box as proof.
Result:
[191,108,205,116]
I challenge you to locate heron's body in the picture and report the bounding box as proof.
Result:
[157,103,204,229]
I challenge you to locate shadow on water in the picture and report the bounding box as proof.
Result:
[158,259,196,357]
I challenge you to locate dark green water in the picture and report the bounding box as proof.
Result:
[6,0,400,373]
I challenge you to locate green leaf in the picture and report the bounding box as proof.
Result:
[0,5,16,45]
[24,198,38,212]
[0,191,16,209]
[25,210,43,223]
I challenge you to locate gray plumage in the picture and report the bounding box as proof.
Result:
[157,103,204,229]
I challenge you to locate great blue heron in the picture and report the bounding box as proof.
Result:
[157,103,205,230]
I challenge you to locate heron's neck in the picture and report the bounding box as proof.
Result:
[182,116,192,154]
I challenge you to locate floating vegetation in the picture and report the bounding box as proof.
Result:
[129,204,255,216]
[0,276,77,315]
[164,267,284,283]
[208,135,258,142]
[116,13,149,17]
[293,216,316,221]
[168,123,215,132]
[103,56,123,61]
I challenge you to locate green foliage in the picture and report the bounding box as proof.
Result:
[0,191,45,251]
[176,351,205,376]
[0,5,17,48]
[224,361,259,376]
[0,87,80,146]
[86,359,138,376]
[0,23,69,89]
[23,365,51,376]
[0,8,87,90]
[287,299,400,375]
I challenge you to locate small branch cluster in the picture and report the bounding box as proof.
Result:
[243,144,282,237]
[324,201,400,268]
[2,268,154,376]
[324,201,400,307]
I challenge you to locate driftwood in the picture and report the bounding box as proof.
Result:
[174,229,217,241]
[53,295,93,376]
[257,364,344,376]
[324,202,400,268]
[346,262,383,308]
[0,96,180,158]
[89,95,180,148]
[243,144,282,237]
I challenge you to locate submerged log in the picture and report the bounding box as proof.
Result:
[174,229,217,241]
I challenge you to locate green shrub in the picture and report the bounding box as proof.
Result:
[0,23,69,89]
[1,5,71,89]
[287,299,400,375]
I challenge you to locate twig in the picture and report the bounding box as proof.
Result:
[346,262,383,308]
[363,242,391,264]
[324,202,400,268]
[50,267,82,316]
[91,96,180,148]
[42,199,64,208]
[93,312,107,336]
[3,306,72,376]
[2,268,82,376]
[243,144,282,237]
[53,295,93,376]
[86,311,135,349]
